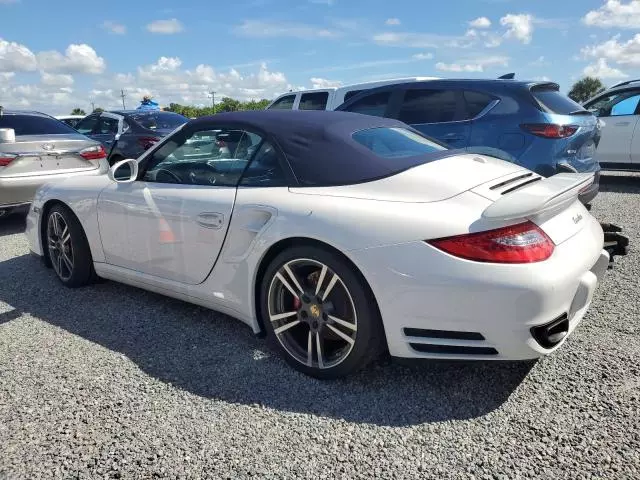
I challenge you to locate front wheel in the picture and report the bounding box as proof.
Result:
[46,205,95,287]
[260,246,385,379]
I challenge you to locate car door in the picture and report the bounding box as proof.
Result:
[396,88,470,148]
[96,125,263,285]
[92,113,123,152]
[586,89,640,165]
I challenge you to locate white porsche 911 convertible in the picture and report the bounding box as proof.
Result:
[25,110,609,378]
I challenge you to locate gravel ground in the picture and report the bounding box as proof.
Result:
[0,173,639,479]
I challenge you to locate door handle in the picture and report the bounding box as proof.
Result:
[196,212,224,229]
[614,121,630,127]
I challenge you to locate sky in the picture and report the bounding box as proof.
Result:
[1,0,640,115]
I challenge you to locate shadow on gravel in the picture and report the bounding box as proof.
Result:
[0,214,26,237]
[0,253,534,427]
[599,174,640,194]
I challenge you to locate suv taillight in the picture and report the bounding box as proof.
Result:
[0,154,16,167]
[79,145,107,160]
[427,221,555,264]
[520,124,578,139]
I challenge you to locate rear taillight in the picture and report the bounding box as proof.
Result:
[520,124,578,139]
[138,136,161,150]
[0,154,16,167]
[79,145,107,161]
[427,221,555,264]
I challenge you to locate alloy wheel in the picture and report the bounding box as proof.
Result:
[47,211,74,281]
[267,258,358,369]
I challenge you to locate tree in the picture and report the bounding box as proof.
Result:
[70,108,86,116]
[568,77,606,104]
[93,107,104,113]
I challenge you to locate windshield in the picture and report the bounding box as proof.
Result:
[352,127,447,159]
[0,114,77,135]
[130,112,187,130]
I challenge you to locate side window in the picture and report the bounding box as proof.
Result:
[268,94,296,110]
[240,142,287,187]
[611,94,640,116]
[97,117,119,134]
[344,91,391,117]
[587,91,640,117]
[142,128,263,187]
[299,92,329,110]
[75,114,99,134]
[343,89,364,102]
[398,89,460,124]
[463,91,495,119]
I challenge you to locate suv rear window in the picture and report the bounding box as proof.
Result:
[352,127,446,158]
[532,87,585,115]
[344,91,391,117]
[130,112,186,130]
[299,92,329,110]
[0,114,77,135]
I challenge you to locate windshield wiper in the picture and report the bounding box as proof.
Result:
[568,109,593,115]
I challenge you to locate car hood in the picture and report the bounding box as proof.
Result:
[289,153,529,203]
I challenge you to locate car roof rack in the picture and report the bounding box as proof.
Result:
[609,78,640,89]
[498,73,515,79]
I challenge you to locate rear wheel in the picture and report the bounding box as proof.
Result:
[46,205,95,287]
[260,246,385,379]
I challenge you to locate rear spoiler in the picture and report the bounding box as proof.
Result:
[481,173,594,221]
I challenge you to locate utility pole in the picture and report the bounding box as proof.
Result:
[90,101,95,112]
[208,91,216,113]
[120,89,126,109]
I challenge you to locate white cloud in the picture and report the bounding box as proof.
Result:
[0,38,37,72]
[0,72,14,81]
[146,18,184,34]
[102,20,126,35]
[385,18,401,26]
[484,35,503,48]
[372,31,460,48]
[581,34,640,66]
[412,52,434,60]
[310,77,342,88]
[435,56,509,73]
[530,55,548,66]
[234,20,339,38]
[469,17,491,28]
[40,72,74,87]
[583,58,628,78]
[500,13,533,44]
[583,0,640,29]
[37,44,106,74]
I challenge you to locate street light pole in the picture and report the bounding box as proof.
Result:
[209,91,216,114]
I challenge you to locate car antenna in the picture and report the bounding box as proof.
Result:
[498,73,515,79]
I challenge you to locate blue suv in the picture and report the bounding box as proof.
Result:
[336,79,601,204]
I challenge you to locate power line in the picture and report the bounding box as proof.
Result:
[120,89,126,109]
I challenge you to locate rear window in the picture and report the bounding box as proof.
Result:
[0,114,77,135]
[532,87,584,114]
[130,112,187,130]
[398,89,459,124]
[352,127,446,158]
[344,91,391,117]
[299,92,328,110]
[343,89,364,102]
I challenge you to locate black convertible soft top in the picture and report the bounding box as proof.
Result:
[189,110,452,186]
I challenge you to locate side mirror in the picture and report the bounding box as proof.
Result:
[108,158,138,183]
[0,128,16,143]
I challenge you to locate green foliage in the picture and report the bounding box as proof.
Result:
[93,107,104,113]
[163,98,271,118]
[568,77,606,104]
[70,108,86,116]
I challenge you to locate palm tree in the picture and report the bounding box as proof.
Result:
[70,108,86,116]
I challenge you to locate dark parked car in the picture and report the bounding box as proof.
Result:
[74,110,188,164]
[336,79,601,204]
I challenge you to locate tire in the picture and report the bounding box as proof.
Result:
[260,245,385,379]
[45,204,95,288]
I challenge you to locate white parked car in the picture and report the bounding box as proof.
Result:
[25,111,608,379]
[584,79,640,170]
[266,77,438,112]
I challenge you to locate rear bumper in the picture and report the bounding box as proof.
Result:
[0,163,107,207]
[351,213,607,361]
[578,170,600,205]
